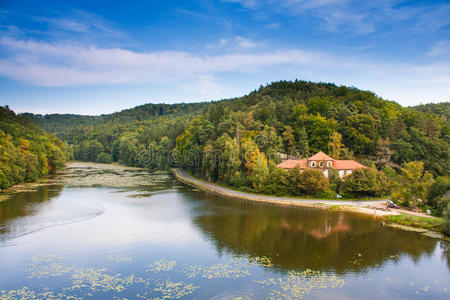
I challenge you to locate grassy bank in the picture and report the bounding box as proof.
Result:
[384,214,443,231]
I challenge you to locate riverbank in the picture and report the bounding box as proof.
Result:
[172,168,394,215]
[172,168,447,239]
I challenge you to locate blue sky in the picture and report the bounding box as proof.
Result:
[0,0,449,115]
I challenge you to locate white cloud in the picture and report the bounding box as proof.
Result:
[222,0,450,35]
[0,35,449,95]
[428,41,450,58]
[0,36,332,86]
[235,36,259,48]
[222,0,261,9]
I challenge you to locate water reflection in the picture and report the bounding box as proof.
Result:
[190,191,441,273]
[0,185,63,238]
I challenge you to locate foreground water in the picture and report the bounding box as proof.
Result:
[0,163,449,299]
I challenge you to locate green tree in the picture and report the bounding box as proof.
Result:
[250,151,269,192]
[392,161,434,208]
[295,168,329,195]
[342,168,388,197]
[295,127,309,158]
[328,131,343,159]
[282,125,296,156]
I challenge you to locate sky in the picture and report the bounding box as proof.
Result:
[0,0,449,115]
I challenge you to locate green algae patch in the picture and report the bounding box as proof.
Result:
[62,162,174,189]
[146,259,177,273]
[152,280,199,299]
[68,268,136,293]
[248,255,273,268]
[183,259,251,280]
[255,269,345,299]
[0,287,82,300]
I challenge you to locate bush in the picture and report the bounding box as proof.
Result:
[442,202,450,236]
[96,153,113,164]
[264,167,289,195]
[294,168,329,195]
[342,168,388,197]
[314,189,336,199]
[427,176,450,212]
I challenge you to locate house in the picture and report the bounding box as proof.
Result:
[276,151,366,178]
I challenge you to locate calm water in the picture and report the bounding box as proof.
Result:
[0,164,449,299]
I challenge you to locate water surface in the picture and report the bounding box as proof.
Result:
[0,163,449,299]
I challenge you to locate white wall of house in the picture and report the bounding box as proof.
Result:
[338,170,352,178]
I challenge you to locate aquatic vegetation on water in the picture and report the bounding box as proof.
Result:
[0,287,82,300]
[255,269,345,300]
[26,255,73,279]
[27,263,74,279]
[62,163,173,189]
[247,256,273,268]
[183,259,251,279]
[106,255,133,263]
[152,280,199,299]
[29,254,66,263]
[2,254,347,299]
[147,259,177,272]
[68,268,137,293]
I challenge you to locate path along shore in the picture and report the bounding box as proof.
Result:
[172,168,400,218]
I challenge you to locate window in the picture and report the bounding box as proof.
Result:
[311,161,316,167]
[319,161,323,167]
[327,161,332,168]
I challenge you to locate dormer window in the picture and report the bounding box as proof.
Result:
[311,161,316,167]
[319,161,323,167]
[327,161,332,168]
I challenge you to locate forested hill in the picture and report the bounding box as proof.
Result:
[21,80,449,179]
[411,102,450,120]
[26,102,213,139]
[0,106,68,189]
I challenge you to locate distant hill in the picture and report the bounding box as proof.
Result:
[25,102,213,139]
[411,102,450,120]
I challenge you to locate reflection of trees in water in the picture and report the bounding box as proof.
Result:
[190,192,440,274]
[0,185,64,235]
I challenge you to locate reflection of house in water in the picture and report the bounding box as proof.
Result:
[281,213,350,239]
[309,214,350,239]
[193,194,441,273]
[277,151,367,178]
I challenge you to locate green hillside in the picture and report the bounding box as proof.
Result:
[0,106,69,189]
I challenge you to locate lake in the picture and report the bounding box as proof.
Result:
[0,163,449,299]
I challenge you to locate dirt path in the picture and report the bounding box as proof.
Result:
[172,168,399,217]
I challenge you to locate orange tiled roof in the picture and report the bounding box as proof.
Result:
[276,159,308,169]
[308,151,334,161]
[334,160,366,170]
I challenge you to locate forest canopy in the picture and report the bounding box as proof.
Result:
[0,106,69,189]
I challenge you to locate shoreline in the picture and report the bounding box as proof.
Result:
[171,168,396,217]
[171,168,447,239]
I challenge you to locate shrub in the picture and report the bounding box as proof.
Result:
[297,168,329,195]
[342,168,388,197]
[97,153,113,164]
